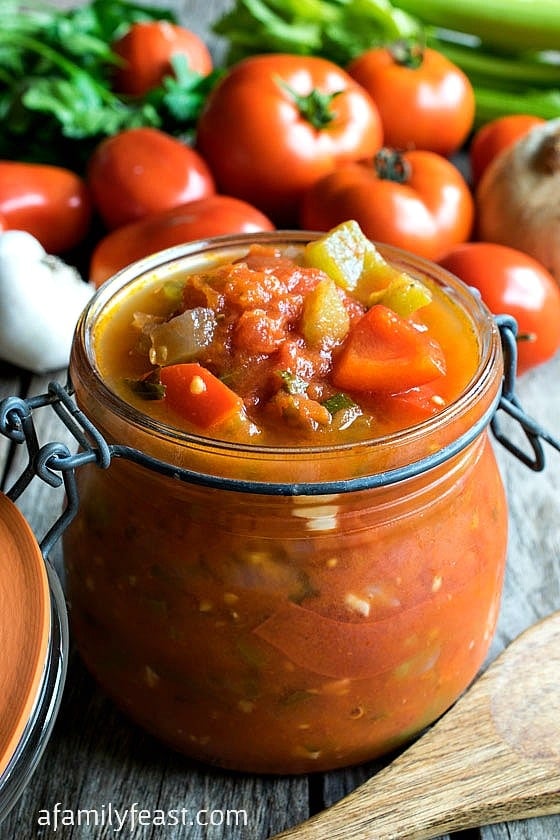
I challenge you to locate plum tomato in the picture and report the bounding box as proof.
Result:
[347,42,475,157]
[469,114,545,186]
[0,161,91,254]
[300,148,474,261]
[89,194,275,287]
[438,242,560,375]
[87,127,215,230]
[112,20,213,96]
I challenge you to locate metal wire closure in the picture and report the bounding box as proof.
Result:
[491,314,558,470]
[0,381,110,557]
[1,317,559,557]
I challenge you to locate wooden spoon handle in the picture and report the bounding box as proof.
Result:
[270,613,560,840]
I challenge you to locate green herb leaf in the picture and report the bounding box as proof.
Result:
[0,0,190,170]
[126,369,166,400]
[277,370,309,395]
[146,55,223,133]
[322,392,357,415]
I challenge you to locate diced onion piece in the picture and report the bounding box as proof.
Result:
[148,307,217,366]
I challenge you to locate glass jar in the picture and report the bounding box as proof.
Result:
[63,233,508,774]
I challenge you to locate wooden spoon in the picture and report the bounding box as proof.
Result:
[270,612,560,840]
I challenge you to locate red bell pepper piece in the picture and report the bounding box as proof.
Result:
[332,304,446,393]
[160,362,244,429]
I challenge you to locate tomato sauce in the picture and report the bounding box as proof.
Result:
[92,238,479,447]
[63,229,508,773]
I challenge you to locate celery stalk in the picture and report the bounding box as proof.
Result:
[473,85,560,126]
[394,0,560,52]
[430,35,560,89]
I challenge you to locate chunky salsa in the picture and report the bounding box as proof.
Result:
[93,221,480,446]
[64,222,508,774]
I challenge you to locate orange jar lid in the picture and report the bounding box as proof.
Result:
[0,492,50,776]
[0,492,67,820]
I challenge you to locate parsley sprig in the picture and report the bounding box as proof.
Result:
[0,0,220,171]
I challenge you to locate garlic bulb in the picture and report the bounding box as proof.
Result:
[0,230,95,373]
[476,117,560,281]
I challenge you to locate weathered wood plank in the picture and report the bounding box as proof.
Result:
[482,817,560,840]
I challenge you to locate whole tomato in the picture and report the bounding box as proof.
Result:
[89,194,275,287]
[469,114,545,186]
[300,148,474,261]
[112,21,213,96]
[438,242,560,375]
[196,54,383,226]
[347,42,475,156]
[0,161,91,254]
[87,127,215,230]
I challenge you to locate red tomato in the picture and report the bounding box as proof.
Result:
[347,43,475,156]
[0,161,91,254]
[112,20,213,96]
[196,54,383,226]
[87,127,215,230]
[89,194,275,287]
[438,242,560,375]
[300,148,474,261]
[469,114,545,186]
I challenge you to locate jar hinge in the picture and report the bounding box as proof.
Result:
[492,314,560,469]
[0,380,111,559]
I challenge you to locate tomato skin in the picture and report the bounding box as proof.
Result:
[89,194,275,286]
[469,114,545,186]
[347,45,475,156]
[438,242,560,375]
[300,150,474,261]
[196,54,383,226]
[0,161,92,254]
[112,20,213,96]
[87,127,215,230]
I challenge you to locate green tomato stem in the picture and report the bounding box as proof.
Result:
[277,77,342,129]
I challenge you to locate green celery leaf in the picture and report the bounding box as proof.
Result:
[214,0,422,64]
[214,0,323,59]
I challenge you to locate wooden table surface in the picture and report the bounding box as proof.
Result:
[2,1,560,838]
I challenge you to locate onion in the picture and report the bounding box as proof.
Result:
[476,117,560,281]
[148,307,217,366]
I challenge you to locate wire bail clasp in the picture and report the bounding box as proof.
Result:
[492,314,560,469]
[0,380,112,558]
